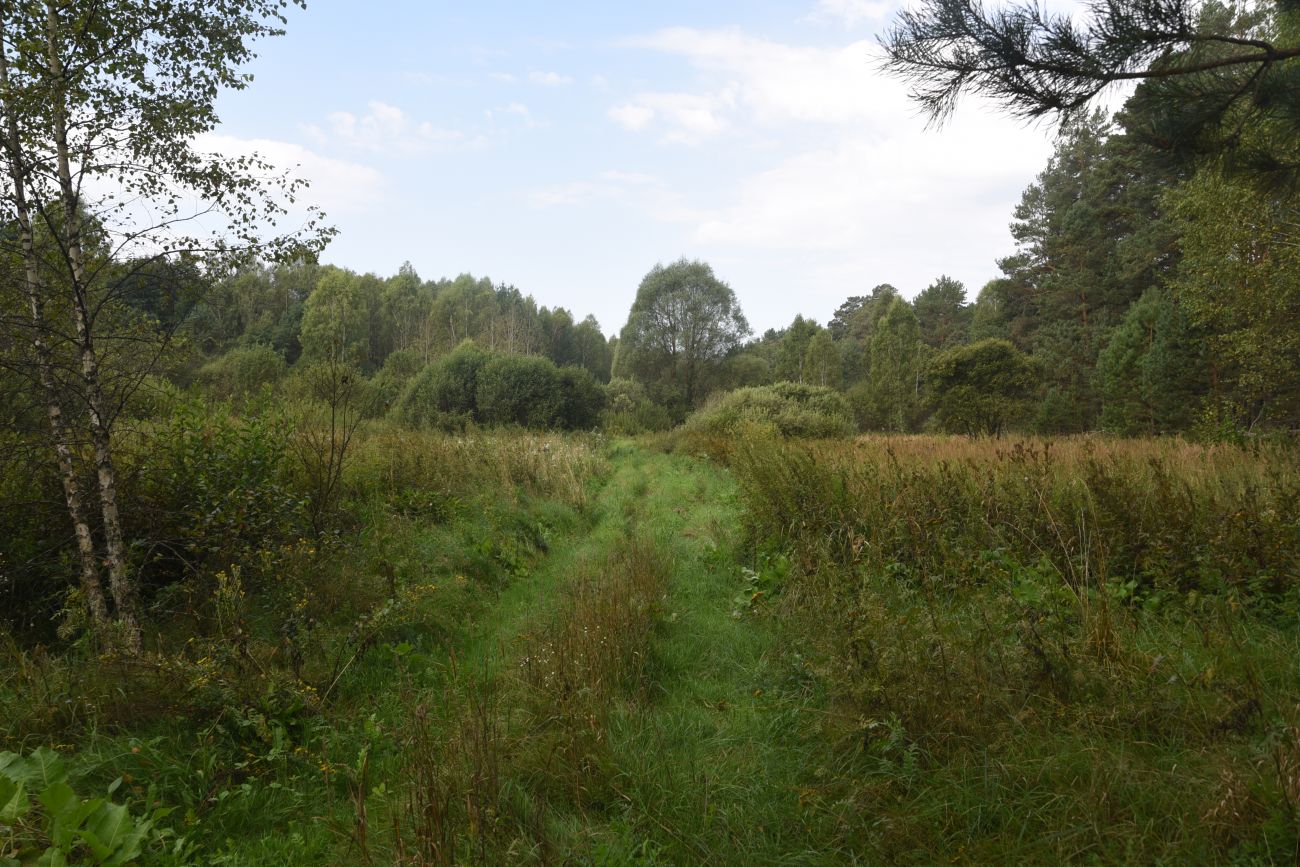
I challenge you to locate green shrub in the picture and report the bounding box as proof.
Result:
[476,354,564,428]
[131,399,304,590]
[369,348,425,417]
[556,366,606,430]
[0,747,181,864]
[393,347,602,431]
[393,342,489,430]
[683,382,854,439]
[601,378,672,435]
[195,344,286,401]
[0,430,65,640]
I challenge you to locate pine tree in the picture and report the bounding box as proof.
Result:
[865,297,921,431]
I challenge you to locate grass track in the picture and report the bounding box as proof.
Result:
[500,442,851,864]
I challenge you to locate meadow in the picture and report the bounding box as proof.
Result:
[5,1,1299,862]
[3,414,1297,863]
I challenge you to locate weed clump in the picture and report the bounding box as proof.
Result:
[683,382,855,440]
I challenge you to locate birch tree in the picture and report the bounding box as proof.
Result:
[0,0,330,648]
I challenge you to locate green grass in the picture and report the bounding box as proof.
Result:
[4,429,1297,864]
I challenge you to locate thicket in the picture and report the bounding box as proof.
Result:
[682,381,855,439]
[193,345,287,402]
[599,378,673,435]
[393,343,605,432]
[1,405,609,858]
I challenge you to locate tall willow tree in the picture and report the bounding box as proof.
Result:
[615,259,750,418]
[0,0,330,648]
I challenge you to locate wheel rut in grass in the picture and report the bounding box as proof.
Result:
[386,442,845,864]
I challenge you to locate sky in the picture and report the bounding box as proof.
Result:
[208,0,1060,336]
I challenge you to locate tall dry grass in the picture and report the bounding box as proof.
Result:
[346,424,608,509]
[727,432,1300,861]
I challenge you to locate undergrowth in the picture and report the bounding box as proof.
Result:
[0,416,609,860]
[725,432,1300,863]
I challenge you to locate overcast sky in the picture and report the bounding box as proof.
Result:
[210,0,1059,335]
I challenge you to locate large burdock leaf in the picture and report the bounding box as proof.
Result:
[0,748,67,788]
[0,775,29,824]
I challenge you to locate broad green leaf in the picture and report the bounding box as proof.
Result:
[77,826,111,862]
[2,749,67,788]
[102,821,149,866]
[81,802,134,859]
[40,785,100,851]
[36,847,68,867]
[0,776,29,823]
[38,782,78,818]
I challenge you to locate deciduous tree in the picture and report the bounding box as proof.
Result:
[0,0,328,647]
[615,259,750,417]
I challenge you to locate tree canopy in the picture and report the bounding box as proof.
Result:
[615,259,750,417]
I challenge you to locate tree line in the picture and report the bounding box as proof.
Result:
[612,109,1299,436]
[184,260,614,382]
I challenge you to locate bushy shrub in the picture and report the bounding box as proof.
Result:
[393,342,489,430]
[393,346,604,431]
[476,354,565,428]
[381,347,424,380]
[195,344,286,401]
[0,431,66,639]
[557,366,606,430]
[369,348,425,417]
[131,399,304,590]
[120,374,185,421]
[600,378,674,435]
[683,382,854,439]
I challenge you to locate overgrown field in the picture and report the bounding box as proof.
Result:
[718,432,1300,863]
[1,419,612,862]
[3,426,1298,863]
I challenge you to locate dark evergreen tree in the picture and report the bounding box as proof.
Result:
[882,0,1300,183]
[1097,288,1207,434]
[913,275,971,350]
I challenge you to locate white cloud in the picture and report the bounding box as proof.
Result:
[486,101,543,129]
[602,25,1056,314]
[532,170,662,207]
[693,121,1041,251]
[303,100,479,156]
[608,102,656,132]
[608,89,736,144]
[677,104,1053,308]
[529,170,703,227]
[196,133,386,218]
[529,70,574,86]
[812,0,894,26]
[609,28,907,144]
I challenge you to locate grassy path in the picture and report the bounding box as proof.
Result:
[340,441,855,863]
[581,445,854,865]
[430,441,853,864]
